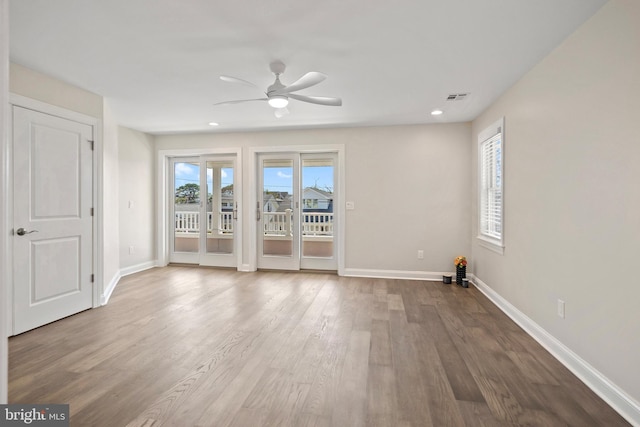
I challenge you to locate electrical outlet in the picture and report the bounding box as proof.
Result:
[417,250,424,259]
[557,299,565,319]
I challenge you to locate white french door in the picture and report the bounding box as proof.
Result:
[170,155,238,267]
[12,106,94,334]
[257,152,337,271]
[257,153,300,270]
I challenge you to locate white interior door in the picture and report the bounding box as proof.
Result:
[12,106,94,335]
[170,155,238,267]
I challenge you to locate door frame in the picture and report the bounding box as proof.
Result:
[157,148,243,269]
[1,0,9,402]
[6,94,102,333]
[246,144,345,274]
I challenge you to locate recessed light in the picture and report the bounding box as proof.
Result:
[431,109,443,116]
[209,122,220,126]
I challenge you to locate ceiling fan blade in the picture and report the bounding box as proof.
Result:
[288,93,342,106]
[276,72,327,94]
[219,75,262,91]
[214,98,268,106]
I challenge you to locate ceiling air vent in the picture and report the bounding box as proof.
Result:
[446,93,469,101]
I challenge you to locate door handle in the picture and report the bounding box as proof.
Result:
[256,201,261,221]
[16,228,38,236]
[233,202,238,220]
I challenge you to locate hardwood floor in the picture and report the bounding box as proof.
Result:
[9,266,630,426]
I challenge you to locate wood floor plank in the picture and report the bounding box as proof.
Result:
[331,330,371,427]
[368,319,392,366]
[408,322,466,426]
[388,310,435,427]
[7,267,631,427]
[366,364,398,424]
[420,304,485,403]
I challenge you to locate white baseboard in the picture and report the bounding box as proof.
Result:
[120,260,157,277]
[101,272,121,306]
[343,268,454,281]
[239,263,254,272]
[101,260,158,306]
[472,275,640,426]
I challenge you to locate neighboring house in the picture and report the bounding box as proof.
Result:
[263,194,279,213]
[302,187,333,212]
[221,192,233,211]
[276,194,292,212]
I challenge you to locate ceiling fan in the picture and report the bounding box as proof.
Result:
[215,60,342,117]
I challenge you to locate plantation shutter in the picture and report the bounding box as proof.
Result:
[480,131,502,240]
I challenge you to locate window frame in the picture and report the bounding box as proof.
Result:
[477,117,505,254]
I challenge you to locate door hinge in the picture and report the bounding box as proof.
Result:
[91,274,94,283]
[90,207,94,216]
[89,140,94,150]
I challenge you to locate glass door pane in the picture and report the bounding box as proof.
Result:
[205,160,234,255]
[173,160,200,255]
[301,157,334,258]
[262,159,294,257]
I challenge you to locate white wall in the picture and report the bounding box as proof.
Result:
[118,126,155,270]
[0,0,9,405]
[344,124,470,273]
[101,101,119,299]
[471,0,640,418]
[155,122,471,276]
[10,63,103,118]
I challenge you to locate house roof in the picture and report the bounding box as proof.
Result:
[9,0,606,134]
[303,187,333,200]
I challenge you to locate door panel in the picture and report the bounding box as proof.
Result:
[300,154,337,270]
[201,157,236,266]
[257,154,300,270]
[13,106,93,335]
[172,158,200,261]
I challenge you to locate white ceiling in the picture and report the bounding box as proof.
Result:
[9,0,606,135]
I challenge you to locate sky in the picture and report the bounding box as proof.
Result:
[263,166,333,193]
[174,162,233,190]
[174,162,333,194]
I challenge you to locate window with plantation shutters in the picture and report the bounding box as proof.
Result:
[478,118,504,253]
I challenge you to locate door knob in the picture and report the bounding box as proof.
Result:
[16,228,38,236]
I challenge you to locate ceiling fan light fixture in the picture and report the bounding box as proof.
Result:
[268,95,289,109]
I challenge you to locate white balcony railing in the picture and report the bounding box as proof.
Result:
[175,210,334,237]
[263,210,333,237]
[175,211,234,234]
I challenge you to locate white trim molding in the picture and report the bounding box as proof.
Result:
[472,275,640,426]
[119,261,157,278]
[101,260,158,305]
[0,0,9,404]
[343,268,457,282]
[101,272,121,306]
